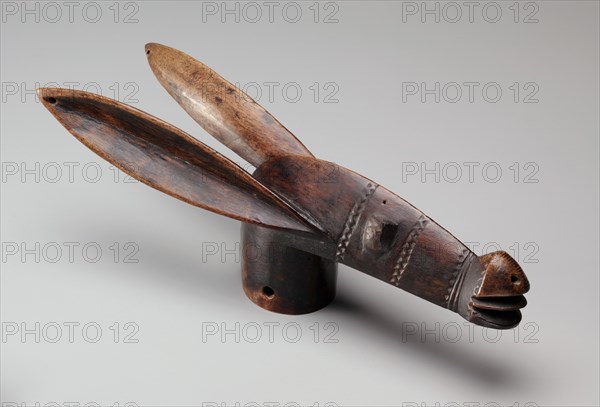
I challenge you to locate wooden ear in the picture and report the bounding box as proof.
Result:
[38,88,322,234]
[145,43,314,168]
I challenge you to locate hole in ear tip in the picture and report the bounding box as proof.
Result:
[511,275,519,283]
[46,97,57,104]
[262,286,274,298]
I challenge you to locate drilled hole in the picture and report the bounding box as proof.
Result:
[46,97,57,104]
[146,49,150,55]
[380,223,398,250]
[511,275,519,283]
[382,200,387,205]
[262,286,274,298]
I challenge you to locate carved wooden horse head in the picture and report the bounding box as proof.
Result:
[39,43,530,329]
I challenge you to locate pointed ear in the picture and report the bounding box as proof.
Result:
[38,88,322,234]
[145,43,314,168]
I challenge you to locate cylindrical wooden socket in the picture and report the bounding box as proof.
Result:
[241,223,338,315]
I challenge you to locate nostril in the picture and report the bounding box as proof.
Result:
[262,286,274,298]
[511,275,519,283]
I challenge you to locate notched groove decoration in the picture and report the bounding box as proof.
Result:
[446,248,470,310]
[390,215,429,286]
[468,270,485,319]
[39,43,530,329]
[335,183,378,261]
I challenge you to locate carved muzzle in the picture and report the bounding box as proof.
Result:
[457,251,530,329]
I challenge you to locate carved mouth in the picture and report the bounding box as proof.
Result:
[472,295,527,311]
[457,251,530,329]
[469,295,527,329]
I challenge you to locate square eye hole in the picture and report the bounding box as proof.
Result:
[380,223,398,250]
[363,217,398,252]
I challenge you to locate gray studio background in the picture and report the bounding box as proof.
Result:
[1,1,599,406]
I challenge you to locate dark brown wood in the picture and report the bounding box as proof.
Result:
[38,43,530,329]
[252,156,529,328]
[37,88,321,234]
[241,222,337,315]
[145,43,313,168]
